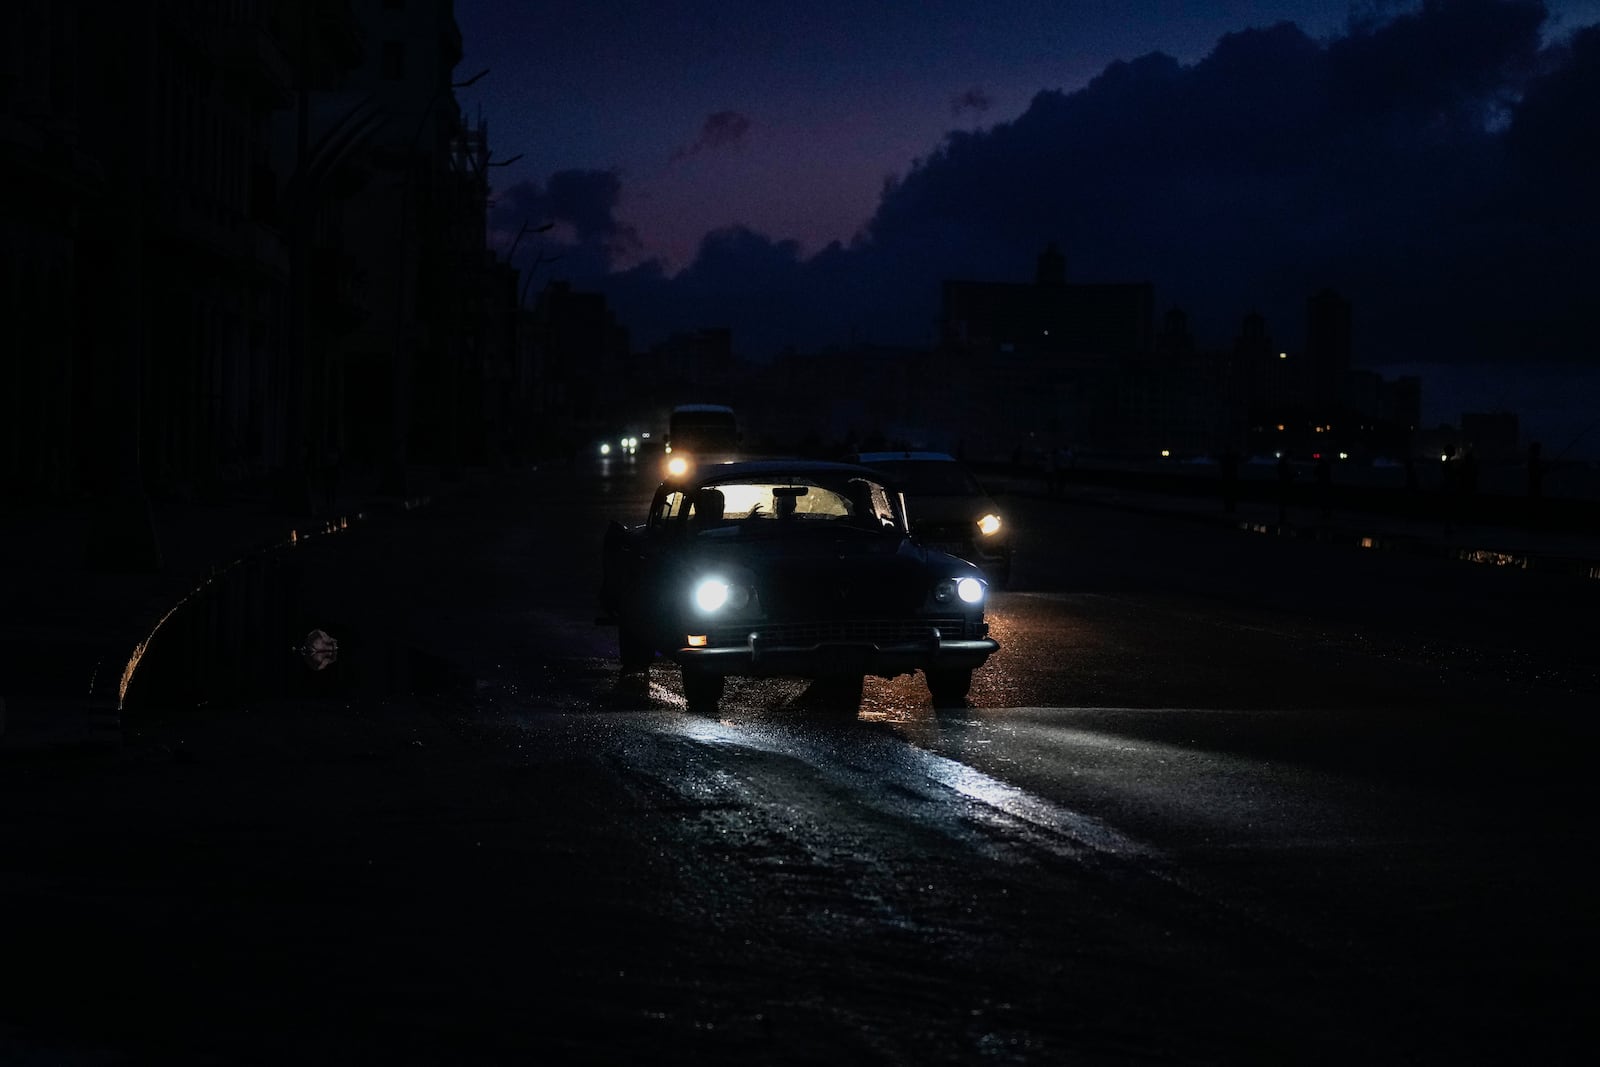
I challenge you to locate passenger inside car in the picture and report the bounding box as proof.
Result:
[692,488,725,529]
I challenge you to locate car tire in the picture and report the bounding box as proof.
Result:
[682,669,725,713]
[926,667,972,707]
[618,624,652,672]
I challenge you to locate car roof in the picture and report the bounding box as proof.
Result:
[662,457,889,486]
[854,451,957,463]
[671,403,736,414]
[676,458,888,484]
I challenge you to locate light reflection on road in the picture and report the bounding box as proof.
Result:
[668,711,1158,864]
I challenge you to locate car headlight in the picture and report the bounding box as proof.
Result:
[666,455,690,478]
[977,513,1002,537]
[693,578,750,614]
[599,442,611,455]
[933,577,986,605]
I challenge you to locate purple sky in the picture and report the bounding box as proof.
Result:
[459,2,1357,267]
[454,1,1600,454]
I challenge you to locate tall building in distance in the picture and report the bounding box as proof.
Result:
[937,243,1155,458]
[1306,287,1352,418]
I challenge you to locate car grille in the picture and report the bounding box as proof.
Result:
[704,617,968,648]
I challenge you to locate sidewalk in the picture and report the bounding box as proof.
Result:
[0,468,450,755]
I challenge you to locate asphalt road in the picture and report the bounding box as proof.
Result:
[3,461,1594,1065]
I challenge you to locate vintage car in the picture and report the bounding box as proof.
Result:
[599,459,1000,713]
[853,451,1013,588]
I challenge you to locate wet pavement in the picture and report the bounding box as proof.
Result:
[4,460,1597,1065]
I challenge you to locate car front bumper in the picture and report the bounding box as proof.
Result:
[673,630,999,679]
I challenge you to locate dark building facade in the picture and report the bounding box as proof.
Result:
[526,280,632,456]
[1235,291,1421,461]
[937,245,1156,460]
[1,1,512,557]
[1306,287,1352,417]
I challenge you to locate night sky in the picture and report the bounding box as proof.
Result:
[455,1,1600,453]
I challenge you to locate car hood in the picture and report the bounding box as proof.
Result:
[905,494,996,527]
[685,531,970,617]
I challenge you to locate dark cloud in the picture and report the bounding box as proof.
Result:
[951,87,992,115]
[554,1,1598,373]
[1506,22,1600,202]
[671,110,753,161]
[488,168,640,268]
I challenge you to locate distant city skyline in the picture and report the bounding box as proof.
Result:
[456,1,1600,457]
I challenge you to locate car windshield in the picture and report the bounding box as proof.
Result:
[689,473,902,533]
[866,461,984,496]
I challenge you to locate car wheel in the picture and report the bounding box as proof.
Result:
[681,669,725,713]
[618,624,652,672]
[926,667,972,707]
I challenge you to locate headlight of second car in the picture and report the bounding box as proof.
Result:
[977,513,1003,537]
[693,577,752,614]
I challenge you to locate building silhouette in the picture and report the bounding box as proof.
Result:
[1306,287,1352,417]
[526,280,632,455]
[1,1,514,563]
[936,243,1155,459]
[1235,290,1420,461]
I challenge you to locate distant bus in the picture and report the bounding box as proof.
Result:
[665,404,740,477]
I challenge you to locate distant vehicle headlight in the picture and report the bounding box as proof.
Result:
[977,513,1002,536]
[599,442,611,456]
